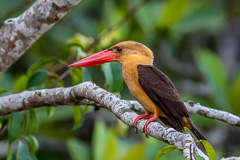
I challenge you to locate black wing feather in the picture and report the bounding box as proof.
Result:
[137,65,189,132]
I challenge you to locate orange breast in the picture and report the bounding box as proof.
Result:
[121,62,165,117]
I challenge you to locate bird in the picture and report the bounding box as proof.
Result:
[68,41,206,140]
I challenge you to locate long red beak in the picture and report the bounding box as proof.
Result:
[68,50,120,67]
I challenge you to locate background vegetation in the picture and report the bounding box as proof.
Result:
[0,0,240,159]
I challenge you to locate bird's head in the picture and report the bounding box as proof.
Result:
[68,41,153,67]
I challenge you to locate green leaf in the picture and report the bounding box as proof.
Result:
[76,47,87,60]
[228,73,240,114]
[102,129,118,160]
[0,73,14,91]
[93,121,118,160]
[6,146,13,160]
[173,4,224,36]
[8,112,24,144]
[16,141,31,160]
[25,109,38,135]
[160,0,189,28]
[0,115,8,129]
[102,0,118,25]
[44,77,64,88]
[155,145,178,160]
[67,33,94,51]
[27,57,66,76]
[195,155,204,160]
[135,4,155,35]
[66,138,90,160]
[177,155,187,160]
[122,143,145,160]
[102,62,123,93]
[45,107,56,118]
[27,70,48,88]
[194,49,229,110]
[24,135,39,155]
[72,106,83,130]
[83,105,92,114]
[29,154,37,160]
[93,121,108,160]
[70,68,83,85]
[200,140,215,160]
[82,67,92,81]
[15,75,28,93]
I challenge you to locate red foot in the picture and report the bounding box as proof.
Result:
[133,113,151,133]
[143,114,158,138]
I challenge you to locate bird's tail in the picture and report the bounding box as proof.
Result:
[186,117,206,141]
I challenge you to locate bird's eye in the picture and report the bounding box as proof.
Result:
[116,47,122,52]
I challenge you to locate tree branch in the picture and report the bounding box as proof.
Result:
[129,101,240,127]
[0,0,83,74]
[0,81,208,160]
[185,101,240,126]
[221,156,240,160]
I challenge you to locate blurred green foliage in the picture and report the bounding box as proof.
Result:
[0,0,240,159]
[8,113,24,144]
[194,49,229,110]
[102,62,123,93]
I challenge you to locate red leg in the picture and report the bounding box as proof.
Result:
[143,114,158,137]
[133,112,151,133]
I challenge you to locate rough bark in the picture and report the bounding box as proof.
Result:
[0,0,82,74]
[0,81,209,160]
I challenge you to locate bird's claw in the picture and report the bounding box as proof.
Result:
[133,113,151,135]
[133,126,138,133]
[143,127,149,138]
[145,133,149,138]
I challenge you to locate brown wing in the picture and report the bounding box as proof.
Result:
[137,65,189,132]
